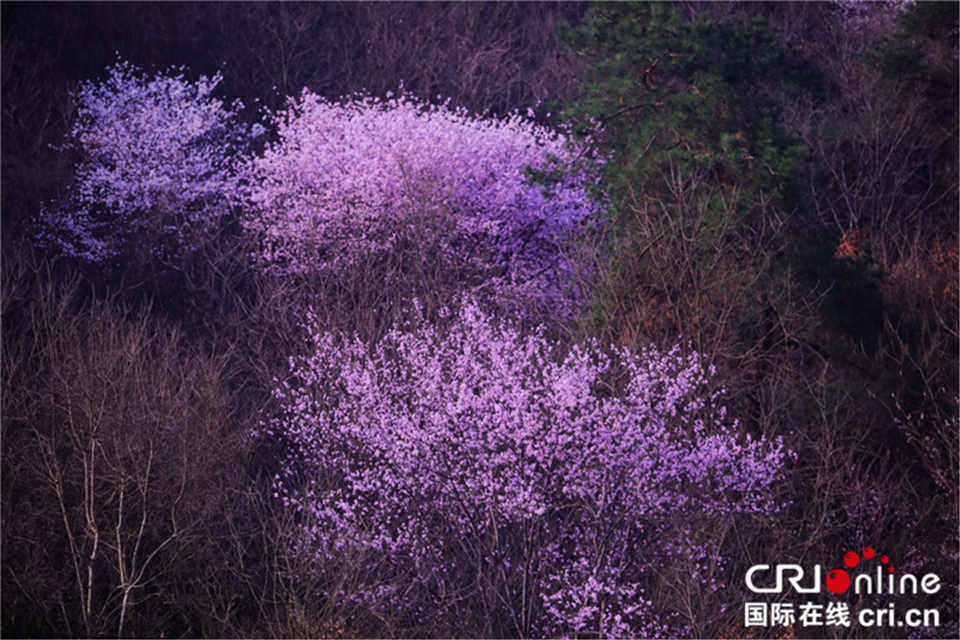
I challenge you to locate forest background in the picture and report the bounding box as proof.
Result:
[2,1,957,638]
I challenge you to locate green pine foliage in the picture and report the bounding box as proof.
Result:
[559,4,820,371]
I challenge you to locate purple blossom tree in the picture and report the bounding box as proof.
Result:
[35,60,259,266]
[243,92,598,318]
[265,300,789,637]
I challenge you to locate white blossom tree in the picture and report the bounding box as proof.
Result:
[35,60,261,267]
[265,300,789,637]
[243,91,599,319]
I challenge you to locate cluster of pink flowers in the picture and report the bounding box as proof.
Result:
[266,300,788,637]
[35,61,258,264]
[243,91,597,314]
[35,62,598,318]
[34,62,791,636]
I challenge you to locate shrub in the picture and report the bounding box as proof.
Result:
[34,60,259,267]
[244,92,598,320]
[0,271,257,637]
[263,300,788,637]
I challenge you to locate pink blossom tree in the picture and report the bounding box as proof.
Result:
[264,301,789,637]
[35,60,260,266]
[243,92,598,318]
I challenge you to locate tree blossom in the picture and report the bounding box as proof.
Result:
[243,92,598,316]
[264,300,788,637]
[35,60,260,265]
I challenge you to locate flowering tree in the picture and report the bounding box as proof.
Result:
[265,301,788,637]
[35,60,259,266]
[244,92,598,318]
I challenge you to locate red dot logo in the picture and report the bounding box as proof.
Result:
[844,551,859,568]
[863,547,875,559]
[827,569,851,594]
